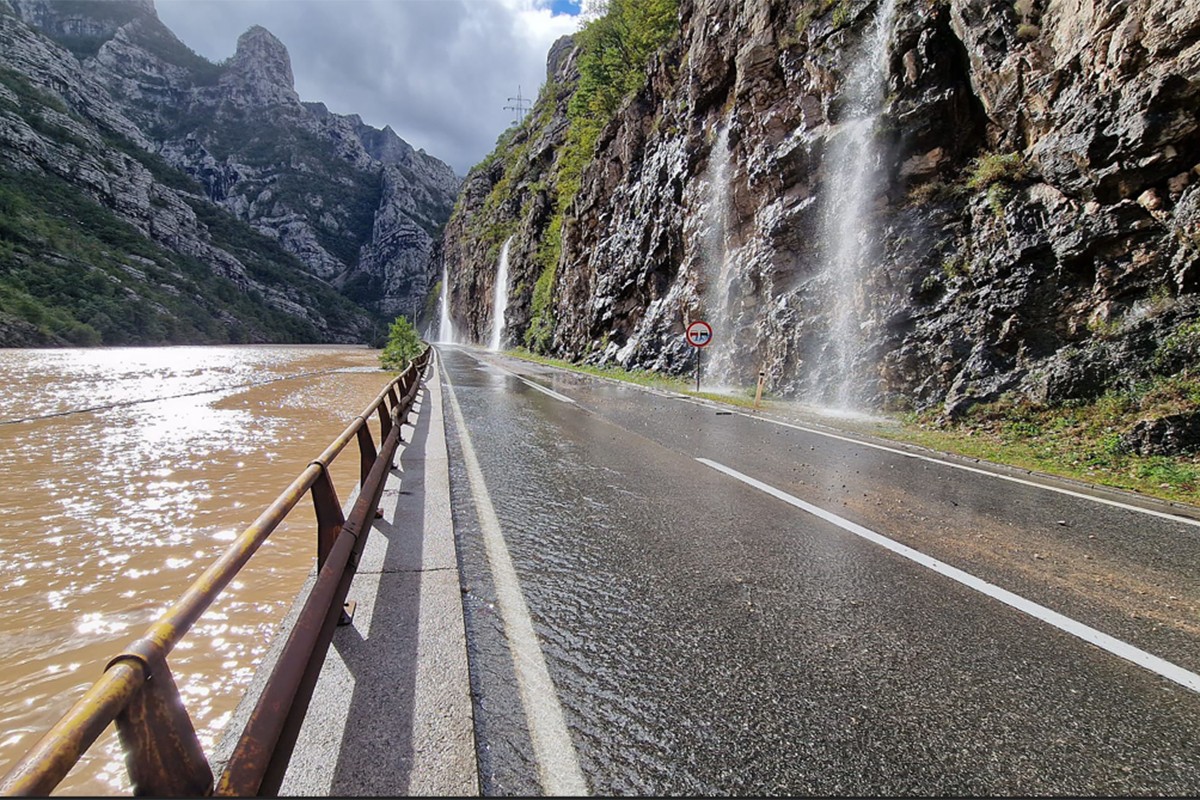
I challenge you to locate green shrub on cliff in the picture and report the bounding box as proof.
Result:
[966,151,1029,190]
[571,0,678,122]
[525,262,557,354]
[1153,320,1200,374]
[561,0,679,212]
[524,214,563,354]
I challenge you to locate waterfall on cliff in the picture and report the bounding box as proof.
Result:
[701,125,735,388]
[438,262,456,344]
[818,0,897,409]
[490,236,513,351]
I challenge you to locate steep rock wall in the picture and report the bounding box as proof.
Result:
[0,2,373,345]
[441,35,577,347]
[446,0,1200,418]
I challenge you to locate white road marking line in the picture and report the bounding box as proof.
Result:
[512,353,1198,528]
[697,457,1200,695]
[468,354,577,404]
[442,366,589,796]
[515,376,577,404]
[713,406,1200,530]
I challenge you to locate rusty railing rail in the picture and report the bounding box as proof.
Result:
[0,346,432,797]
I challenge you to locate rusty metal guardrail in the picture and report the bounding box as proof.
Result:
[0,346,433,797]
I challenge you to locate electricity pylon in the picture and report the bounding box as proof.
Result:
[504,86,532,126]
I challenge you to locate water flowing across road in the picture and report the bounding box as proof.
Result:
[439,345,1200,795]
[0,345,391,795]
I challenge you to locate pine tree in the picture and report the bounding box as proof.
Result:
[379,315,423,370]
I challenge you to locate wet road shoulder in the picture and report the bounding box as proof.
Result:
[438,346,1200,795]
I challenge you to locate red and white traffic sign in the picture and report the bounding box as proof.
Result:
[685,320,713,348]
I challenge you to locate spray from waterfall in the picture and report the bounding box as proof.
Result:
[701,125,735,389]
[437,261,456,344]
[818,0,897,409]
[490,236,513,351]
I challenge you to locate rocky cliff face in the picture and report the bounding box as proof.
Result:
[0,0,459,345]
[440,34,578,348]
[444,0,1200,420]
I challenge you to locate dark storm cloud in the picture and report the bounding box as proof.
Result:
[155,0,578,174]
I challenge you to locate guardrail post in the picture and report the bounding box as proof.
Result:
[309,467,344,570]
[377,393,394,441]
[386,385,400,417]
[111,655,212,797]
[356,424,377,489]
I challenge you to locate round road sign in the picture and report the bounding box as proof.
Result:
[686,320,713,348]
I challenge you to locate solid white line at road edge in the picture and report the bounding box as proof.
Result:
[442,366,588,795]
[697,457,1200,696]
[727,406,1200,530]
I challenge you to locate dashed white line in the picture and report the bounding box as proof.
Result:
[514,375,576,404]
[698,457,1200,696]
[442,366,588,795]
[473,356,577,404]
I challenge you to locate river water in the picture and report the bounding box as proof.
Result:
[0,345,394,794]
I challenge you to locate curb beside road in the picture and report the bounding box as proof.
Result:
[212,352,478,796]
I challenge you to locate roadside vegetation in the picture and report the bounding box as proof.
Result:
[379,315,423,370]
[506,348,1200,507]
[884,374,1200,505]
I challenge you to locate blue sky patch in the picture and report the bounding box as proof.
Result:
[549,0,581,16]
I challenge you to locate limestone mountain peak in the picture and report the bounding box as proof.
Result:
[220,24,298,107]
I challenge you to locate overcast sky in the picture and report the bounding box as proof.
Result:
[155,0,584,175]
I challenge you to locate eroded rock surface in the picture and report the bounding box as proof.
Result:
[445,0,1200,416]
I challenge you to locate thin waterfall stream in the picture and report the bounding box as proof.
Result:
[490,236,513,351]
[438,261,456,344]
[818,0,897,409]
[702,125,735,389]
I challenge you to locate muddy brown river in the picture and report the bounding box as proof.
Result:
[0,345,395,795]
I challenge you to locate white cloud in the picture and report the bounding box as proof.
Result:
[154,0,581,174]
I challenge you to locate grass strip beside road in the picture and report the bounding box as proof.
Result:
[510,348,764,409]
[506,349,1199,508]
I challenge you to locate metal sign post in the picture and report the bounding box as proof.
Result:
[685,320,713,393]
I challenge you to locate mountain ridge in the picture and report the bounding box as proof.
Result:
[0,0,459,345]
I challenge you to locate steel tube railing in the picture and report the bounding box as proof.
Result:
[215,418,405,796]
[0,347,431,797]
[0,663,144,796]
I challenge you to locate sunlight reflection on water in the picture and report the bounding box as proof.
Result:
[0,345,389,794]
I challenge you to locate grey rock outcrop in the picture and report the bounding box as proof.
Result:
[218,26,299,109]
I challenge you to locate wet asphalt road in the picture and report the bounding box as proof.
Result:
[436,345,1200,796]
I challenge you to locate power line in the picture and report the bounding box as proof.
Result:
[504,85,532,126]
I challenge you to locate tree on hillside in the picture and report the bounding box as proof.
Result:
[571,0,678,122]
[379,315,423,370]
